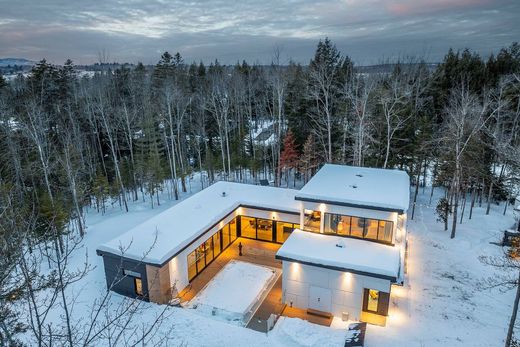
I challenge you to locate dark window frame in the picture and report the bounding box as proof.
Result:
[362,288,390,316]
[187,217,238,282]
[323,212,394,245]
[239,216,299,244]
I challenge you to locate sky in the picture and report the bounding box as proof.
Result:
[0,0,519,66]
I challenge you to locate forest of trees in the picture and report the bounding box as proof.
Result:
[1,39,520,345]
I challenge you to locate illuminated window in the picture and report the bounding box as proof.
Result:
[323,213,393,244]
[303,210,321,232]
[378,221,393,243]
[256,218,273,241]
[134,278,143,296]
[188,251,197,280]
[276,222,299,243]
[241,216,257,238]
[367,289,379,312]
[350,217,365,238]
[229,219,237,241]
[364,219,379,240]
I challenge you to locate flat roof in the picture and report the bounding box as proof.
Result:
[275,229,400,281]
[96,182,300,265]
[295,164,410,213]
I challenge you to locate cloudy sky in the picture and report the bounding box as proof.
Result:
[0,0,519,65]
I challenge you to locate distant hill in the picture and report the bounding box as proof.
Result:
[0,58,36,67]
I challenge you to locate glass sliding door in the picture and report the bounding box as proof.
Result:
[213,231,221,257]
[256,218,273,241]
[276,222,300,243]
[303,210,321,232]
[195,245,205,273]
[188,250,197,280]
[241,216,257,239]
[229,218,237,242]
[204,238,213,264]
[222,225,230,249]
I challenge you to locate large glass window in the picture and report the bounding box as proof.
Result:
[378,221,393,243]
[276,222,299,243]
[188,251,197,280]
[364,219,379,239]
[323,213,393,244]
[204,238,213,264]
[195,245,205,273]
[324,214,351,236]
[187,218,238,281]
[350,217,365,238]
[256,218,273,241]
[241,216,257,239]
[230,219,237,242]
[213,232,221,257]
[303,210,321,232]
[222,225,230,249]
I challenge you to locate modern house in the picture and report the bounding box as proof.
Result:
[96,164,410,326]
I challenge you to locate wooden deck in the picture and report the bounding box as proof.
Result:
[177,236,332,332]
[281,306,333,326]
[178,237,282,303]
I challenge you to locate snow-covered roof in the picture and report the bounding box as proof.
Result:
[295,164,410,213]
[96,182,300,265]
[276,229,400,280]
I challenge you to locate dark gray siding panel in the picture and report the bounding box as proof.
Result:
[101,254,150,301]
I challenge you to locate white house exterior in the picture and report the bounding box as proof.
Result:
[96,164,410,326]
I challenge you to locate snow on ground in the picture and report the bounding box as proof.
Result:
[269,317,347,347]
[366,187,517,347]
[187,261,276,325]
[23,172,519,346]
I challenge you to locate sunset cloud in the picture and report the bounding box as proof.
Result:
[0,0,518,65]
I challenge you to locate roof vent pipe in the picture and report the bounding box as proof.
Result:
[222,192,226,197]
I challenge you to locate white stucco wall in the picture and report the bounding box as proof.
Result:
[281,260,391,319]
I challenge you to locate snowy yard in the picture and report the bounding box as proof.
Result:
[365,188,517,347]
[187,261,278,325]
[32,179,517,347]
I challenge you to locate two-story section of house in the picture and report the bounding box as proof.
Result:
[276,164,409,326]
[96,164,409,327]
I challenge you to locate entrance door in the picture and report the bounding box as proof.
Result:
[308,286,332,313]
